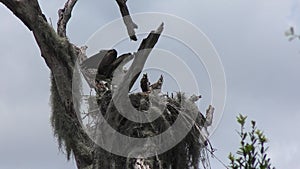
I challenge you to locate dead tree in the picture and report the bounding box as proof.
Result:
[0,1,214,169]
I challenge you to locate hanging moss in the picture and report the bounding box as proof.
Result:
[86,89,211,169]
[50,75,77,159]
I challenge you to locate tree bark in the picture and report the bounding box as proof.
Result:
[0,0,93,168]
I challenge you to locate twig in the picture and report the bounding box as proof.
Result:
[49,17,53,28]
[205,147,230,169]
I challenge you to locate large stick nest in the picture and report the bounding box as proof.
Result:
[79,80,214,169]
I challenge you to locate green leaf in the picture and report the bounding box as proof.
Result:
[237,114,247,126]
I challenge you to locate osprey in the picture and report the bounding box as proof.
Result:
[81,49,117,80]
[140,73,150,92]
[81,49,117,70]
[80,49,132,88]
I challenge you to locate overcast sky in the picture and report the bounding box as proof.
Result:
[1,0,300,169]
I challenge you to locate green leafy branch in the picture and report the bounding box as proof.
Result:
[228,114,275,169]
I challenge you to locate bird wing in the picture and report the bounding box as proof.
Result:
[81,50,113,69]
[97,49,117,78]
[110,53,133,74]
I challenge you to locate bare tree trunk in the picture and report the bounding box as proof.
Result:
[0,0,95,168]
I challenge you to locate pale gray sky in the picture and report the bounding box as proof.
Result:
[1,0,300,169]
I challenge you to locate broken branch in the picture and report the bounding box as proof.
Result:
[57,0,78,37]
[116,0,138,41]
[128,23,164,90]
[109,23,164,113]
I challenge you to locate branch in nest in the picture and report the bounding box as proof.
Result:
[57,0,78,37]
[116,0,138,41]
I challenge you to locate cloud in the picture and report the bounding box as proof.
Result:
[270,141,300,169]
[1,0,300,168]
[287,0,300,28]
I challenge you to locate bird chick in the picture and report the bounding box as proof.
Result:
[140,73,150,92]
